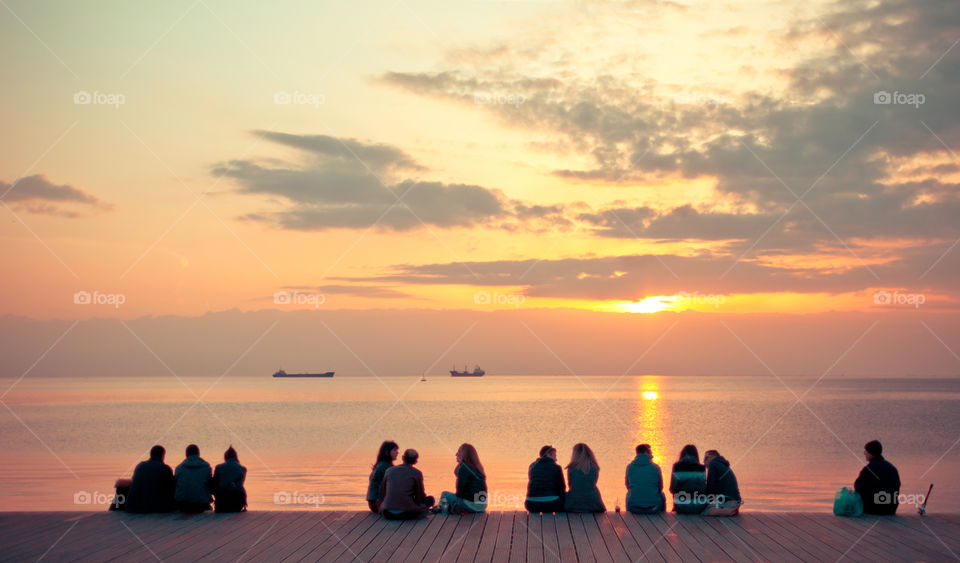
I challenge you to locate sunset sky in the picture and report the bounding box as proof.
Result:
[2,0,959,321]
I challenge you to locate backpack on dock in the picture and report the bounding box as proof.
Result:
[833,487,863,517]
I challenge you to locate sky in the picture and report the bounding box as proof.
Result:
[1,0,959,373]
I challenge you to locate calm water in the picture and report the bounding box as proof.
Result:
[1,374,957,513]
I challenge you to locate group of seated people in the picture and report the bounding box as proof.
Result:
[112,444,247,513]
[365,441,744,519]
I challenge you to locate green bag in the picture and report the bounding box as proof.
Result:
[833,487,863,517]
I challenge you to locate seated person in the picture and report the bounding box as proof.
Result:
[440,443,488,514]
[379,449,435,520]
[212,446,247,513]
[565,443,606,513]
[525,445,566,513]
[366,441,398,513]
[855,440,901,515]
[670,444,707,514]
[174,444,214,513]
[110,478,132,511]
[125,445,175,513]
[626,444,666,514]
[704,449,742,516]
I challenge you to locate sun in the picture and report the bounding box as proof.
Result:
[622,296,676,314]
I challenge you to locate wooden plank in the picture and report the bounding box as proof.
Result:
[636,513,699,562]
[491,511,514,563]
[552,514,579,563]
[724,514,806,563]
[326,513,393,562]
[508,511,528,563]
[473,511,504,563]
[423,515,462,562]
[379,515,431,563]
[540,514,562,563]
[683,514,751,562]
[567,513,597,563]
[298,512,371,562]
[757,512,847,563]
[525,512,544,563]
[454,513,488,563]
[595,513,631,563]
[359,518,414,563]
[581,513,614,563]
[400,514,447,563]
[315,512,382,562]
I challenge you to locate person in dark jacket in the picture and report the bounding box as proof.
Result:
[174,444,213,513]
[125,445,175,513]
[855,440,901,515]
[704,450,741,516]
[367,441,398,513]
[565,443,605,513]
[440,443,488,514]
[525,445,566,513]
[670,444,707,514]
[625,444,665,514]
[379,449,435,520]
[212,446,247,513]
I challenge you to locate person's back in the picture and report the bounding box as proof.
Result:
[565,465,605,513]
[625,445,665,513]
[670,448,706,514]
[174,445,213,512]
[704,450,741,516]
[213,447,247,513]
[380,449,434,519]
[525,446,565,513]
[855,440,900,515]
[126,446,174,513]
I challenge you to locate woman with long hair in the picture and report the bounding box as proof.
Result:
[439,443,488,514]
[564,443,606,512]
[366,440,399,512]
[669,444,707,514]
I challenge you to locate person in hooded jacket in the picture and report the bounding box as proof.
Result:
[212,446,247,513]
[525,445,566,513]
[625,444,665,514]
[704,449,742,516]
[125,445,175,513]
[669,444,707,514]
[174,444,213,513]
[854,440,901,515]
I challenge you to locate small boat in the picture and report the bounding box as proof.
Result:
[450,364,485,377]
[272,369,334,378]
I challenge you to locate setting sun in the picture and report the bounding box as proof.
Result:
[622,296,677,314]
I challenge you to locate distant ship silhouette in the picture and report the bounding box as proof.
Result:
[272,369,334,378]
[450,364,485,377]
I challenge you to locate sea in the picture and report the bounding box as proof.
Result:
[0,374,957,513]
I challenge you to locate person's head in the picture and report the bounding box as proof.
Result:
[864,440,883,461]
[567,443,599,473]
[376,440,400,465]
[635,444,651,457]
[224,446,237,461]
[149,445,165,461]
[703,450,719,465]
[402,448,419,465]
[539,445,557,460]
[457,443,485,475]
[185,444,199,458]
[679,444,699,462]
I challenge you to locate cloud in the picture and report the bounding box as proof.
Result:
[281,284,414,299]
[0,174,113,217]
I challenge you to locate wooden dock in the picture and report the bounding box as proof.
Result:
[1,511,958,562]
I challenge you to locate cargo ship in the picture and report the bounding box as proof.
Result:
[450,364,485,377]
[272,369,334,378]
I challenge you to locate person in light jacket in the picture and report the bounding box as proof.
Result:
[625,444,665,514]
[174,444,213,513]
